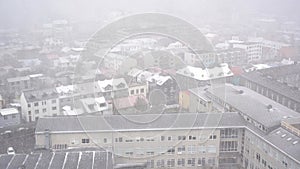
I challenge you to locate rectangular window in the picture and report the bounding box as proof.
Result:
[178,136,186,140]
[130,90,134,95]
[136,89,139,94]
[199,145,206,153]
[35,110,39,114]
[207,145,217,153]
[220,141,238,152]
[220,128,238,138]
[209,134,217,140]
[43,108,46,113]
[34,102,39,106]
[82,138,90,144]
[140,88,144,93]
[52,99,56,104]
[104,138,107,143]
[161,136,165,141]
[28,104,31,107]
[167,159,175,167]
[52,107,57,110]
[12,114,16,118]
[177,158,185,166]
[187,158,196,166]
[177,145,185,154]
[4,115,8,120]
[189,135,196,140]
[167,147,175,154]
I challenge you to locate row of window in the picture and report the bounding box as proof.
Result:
[220,128,239,138]
[148,157,216,168]
[220,141,238,152]
[119,145,217,156]
[80,134,218,145]
[28,107,57,115]
[28,99,57,107]
[130,88,145,95]
[2,114,17,120]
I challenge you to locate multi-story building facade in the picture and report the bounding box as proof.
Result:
[35,113,245,169]
[6,76,31,94]
[35,110,300,169]
[20,88,60,122]
[216,48,247,66]
[233,42,262,63]
[240,64,300,113]
[184,50,217,67]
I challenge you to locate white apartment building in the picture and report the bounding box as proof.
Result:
[233,42,262,63]
[184,50,217,67]
[20,89,60,122]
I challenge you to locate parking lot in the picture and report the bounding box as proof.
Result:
[0,151,113,169]
[0,123,36,154]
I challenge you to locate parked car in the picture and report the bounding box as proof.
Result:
[7,147,15,155]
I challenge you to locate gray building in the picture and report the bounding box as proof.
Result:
[0,108,20,128]
[240,64,300,113]
[35,105,300,169]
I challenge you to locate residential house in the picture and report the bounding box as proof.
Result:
[0,108,20,128]
[175,63,233,90]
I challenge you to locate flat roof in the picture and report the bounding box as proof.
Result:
[0,108,19,116]
[7,76,30,83]
[207,84,300,128]
[35,112,245,133]
[23,88,58,102]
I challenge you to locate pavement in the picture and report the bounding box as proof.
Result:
[0,123,36,154]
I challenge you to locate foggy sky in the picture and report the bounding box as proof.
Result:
[0,0,300,29]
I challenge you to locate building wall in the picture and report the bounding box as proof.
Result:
[242,129,300,169]
[178,91,190,110]
[184,52,216,67]
[36,128,245,168]
[128,84,148,97]
[241,78,300,113]
[188,92,213,113]
[0,113,20,128]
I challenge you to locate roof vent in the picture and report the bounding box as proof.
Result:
[238,90,244,94]
[276,131,281,134]
[281,134,286,138]
[267,104,272,109]
[292,141,298,145]
[287,137,292,141]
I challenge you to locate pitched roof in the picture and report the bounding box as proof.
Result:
[176,63,233,81]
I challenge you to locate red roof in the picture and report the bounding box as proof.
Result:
[113,95,147,109]
[230,66,244,75]
[279,47,297,58]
